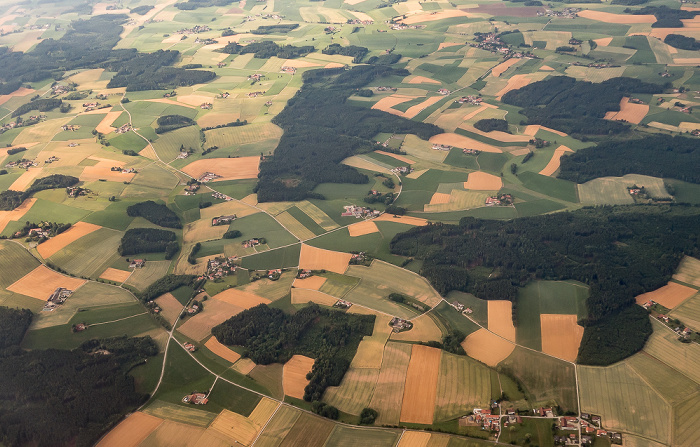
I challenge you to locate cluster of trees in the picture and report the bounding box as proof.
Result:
[126,201,182,228]
[130,5,154,14]
[118,228,178,256]
[0,174,79,211]
[138,274,197,303]
[188,243,201,264]
[558,135,700,185]
[154,114,196,134]
[11,98,62,117]
[201,119,247,131]
[664,34,700,50]
[175,0,237,10]
[611,0,647,5]
[473,118,509,133]
[221,41,314,59]
[250,24,299,34]
[6,147,26,155]
[390,205,700,365]
[223,230,242,239]
[0,80,22,95]
[625,6,698,27]
[256,65,440,201]
[0,306,158,447]
[501,76,665,136]
[212,304,374,402]
[322,43,368,63]
[16,221,71,241]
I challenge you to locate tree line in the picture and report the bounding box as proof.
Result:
[0,174,79,211]
[154,114,196,134]
[221,41,314,59]
[389,205,700,365]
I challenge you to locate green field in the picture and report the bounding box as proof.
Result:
[324,425,399,447]
[434,351,492,422]
[578,361,670,443]
[324,368,378,415]
[206,378,262,416]
[48,227,123,278]
[124,260,173,290]
[499,347,578,413]
[518,171,579,203]
[151,342,218,409]
[0,241,40,287]
[227,212,299,251]
[240,243,302,270]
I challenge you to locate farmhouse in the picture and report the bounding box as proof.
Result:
[438,88,451,95]
[333,299,352,309]
[432,144,452,151]
[297,269,312,279]
[200,103,212,109]
[182,393,208,405]
[212,191,232,201]
[463,148,481,155]
[43,287,73,311]
[198,172,222,183]
[389,317,413,333]
[485,194,514,206]
[211,214,236,226]
[391,166,413,175]
[242,238,264,248]
[183,342,197,352]
[129,259,145,268]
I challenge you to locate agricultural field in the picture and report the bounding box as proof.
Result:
[3,0,700,444]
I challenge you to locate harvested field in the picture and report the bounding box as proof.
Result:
[177,298,244,341]
[0,87,34,106]
[539,145,573,177]
[462,106,487,121]
[673,57,700,64]
[375,150,414,165]
[232,358,256,375]
[7,265,85,301]
[348,220,379,237]
[400,344,441,424]
[350,312,393,369]
[488,300,516,341]
[374,214,429,226]
[404,96,444,120]
[540,65,554,71]
[461,124,529,143]
[254,405,301,447]
[635,282,697,309]
[37,222,101,259]
[429,133,502,153]
[324,368,379,415]
[205,337,242,364]
[183,219,228,244]
[342,156,392,174]
[199,201,259,221]
[96,412,163,447]
[594,37,613,46]
[95,111,122,134]
[463,171,503,190]
[142,400,216,427]
[282,59,321,68]
[491,59,519,77]
[369,342,412,425]
[180,157,260,182]
[212,288,270,309]
[496,74,534,100]
[578,9,655,23]
[283,355,314,399]
[523,125,568,137]
[99,268,131,283]
[279,412,334,447]
[81,160,135,182]
[249,397,278,427]
[673,256,700,287]
[0,198,35,233]
[138,420,206,446]
[292,275,327,290]
[154,293,183,326]
[540,314,584,362]
[372,94,420,116]
[398,432,432,447]
[423,190,491,213]
[391,313,443,343]
[9,168,43,191]
[604,97,649,124]
[291,288,337,306]
[209,409,260,446]
[408,76,441,84]
[429,193,451,204]
[401,10,474,24]
[461,328,515,367]
[299,244,351,274]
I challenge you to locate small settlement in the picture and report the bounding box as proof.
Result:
[42,287,73,312]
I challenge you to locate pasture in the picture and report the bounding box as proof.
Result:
[324,367,379,415]
[47,227,123,278]
[0,241,40,287]
[125,260,172,291]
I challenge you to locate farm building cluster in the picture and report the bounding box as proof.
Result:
[485,194,514,206]
[42,287,73,312]
[6,159,38,169]
[389,317,412,333]
[182,392,208,405]
[198,172,222,183]
[212,191,233,201]
[242,237,265,248]
[211,214,236,226]
[202,256,237,280]
[129,259,146,268]
[341,205,381,218]
[333,299,352,310]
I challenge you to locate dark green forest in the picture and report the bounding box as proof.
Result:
[501,76,665,136]
[212,304,374,401]
[0,307,157,447]
[126,201,182,228]
[118,228,178,256]
[221,41,315,59]
[0,15,215,91]
[256,65,441,201]
[390,205,700,365]
[558,135,700,184]
[663,34,700,50]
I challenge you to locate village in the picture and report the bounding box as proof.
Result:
[341,205,382,219]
